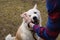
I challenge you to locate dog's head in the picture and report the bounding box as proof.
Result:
[26,4,41,25]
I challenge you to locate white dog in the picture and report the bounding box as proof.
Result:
[5,4,42,40]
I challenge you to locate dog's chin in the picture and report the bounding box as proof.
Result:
[28,20,39,31]
[28,20,39,28]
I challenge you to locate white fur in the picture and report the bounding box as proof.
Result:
[16,20,35,40]
[5,34,15,40]
[5,4,42,40]
[26,4,42,26]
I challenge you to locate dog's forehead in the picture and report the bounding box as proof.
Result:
[27,8,40,15]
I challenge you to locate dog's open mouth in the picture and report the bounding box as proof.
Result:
[31,20,39,25]
[32,16,39,25]
[28,16,39,28]
[28,19,39,28]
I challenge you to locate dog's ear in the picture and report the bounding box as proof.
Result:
[33,4,37,9]
[20,12,27,18]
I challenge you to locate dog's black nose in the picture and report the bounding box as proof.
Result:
[33,16,37,20]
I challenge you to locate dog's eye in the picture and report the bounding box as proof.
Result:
[29,15,31,17]
[34,12,37,14]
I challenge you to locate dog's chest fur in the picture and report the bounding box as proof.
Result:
[16,21,35,40]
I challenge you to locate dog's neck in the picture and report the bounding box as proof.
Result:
[17,19,35,40]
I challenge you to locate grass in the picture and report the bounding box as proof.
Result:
[0,0,60,40]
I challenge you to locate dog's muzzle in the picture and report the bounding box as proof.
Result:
[28,16,39,29]
[33,16,39,25]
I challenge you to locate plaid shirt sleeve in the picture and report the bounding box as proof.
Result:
[33,25,59,40]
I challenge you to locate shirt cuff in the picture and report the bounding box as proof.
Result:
[33,25,40,32]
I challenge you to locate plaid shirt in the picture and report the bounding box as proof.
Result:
[46,0,60,13]
[32,0,60,40]
[46,0,60,31]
